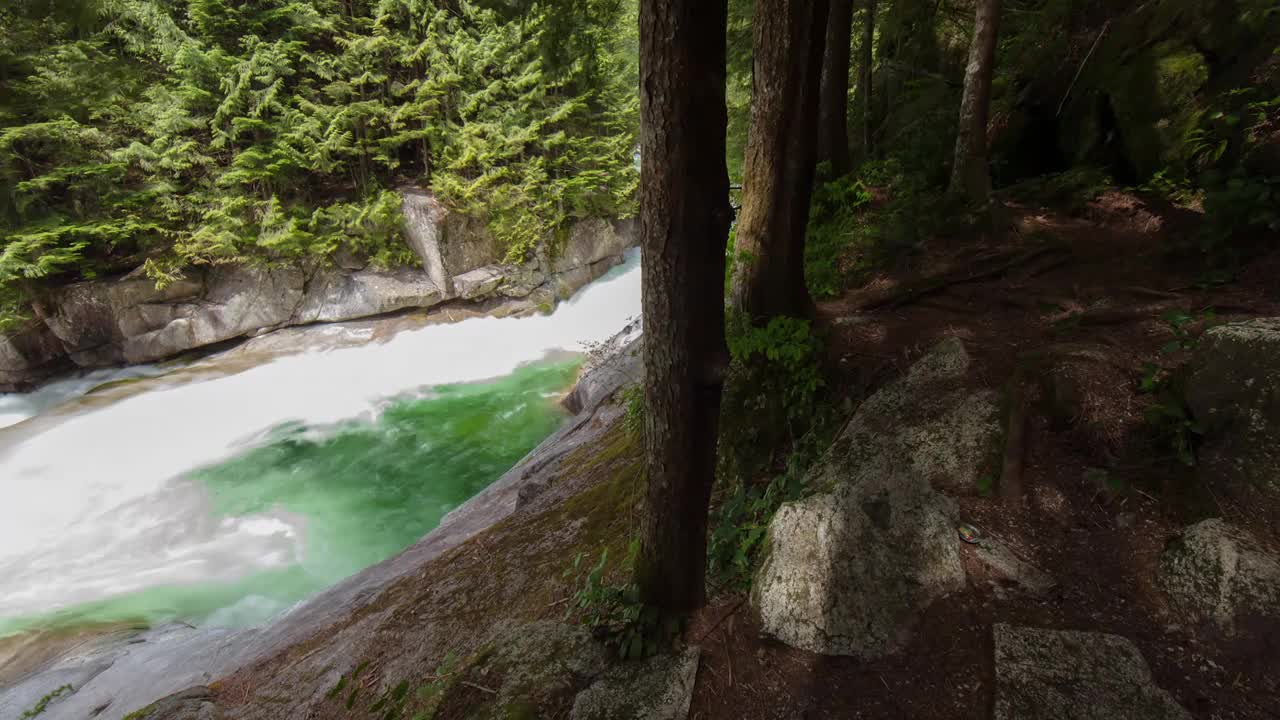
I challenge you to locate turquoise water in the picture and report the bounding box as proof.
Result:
[0,359,579,636]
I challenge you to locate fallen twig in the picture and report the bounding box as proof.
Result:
[460,681,498,695]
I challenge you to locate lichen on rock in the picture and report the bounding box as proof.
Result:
[752,338,1002,658]
[1186,317,1280,493]
[1157,518,1280,634]
[993,624,1190,720]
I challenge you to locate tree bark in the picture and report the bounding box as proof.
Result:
[816,0,854,177]
[635,0,734,615]
[949,0,1001,205]
[857,0,877,159]
[729,0,829,322]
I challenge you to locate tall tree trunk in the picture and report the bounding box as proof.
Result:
[635,0,734,615]
[857,0,877,160]
[729,0,829,322]
[949,0,1001,205]
[816,0,854,177]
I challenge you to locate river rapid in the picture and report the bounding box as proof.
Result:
[0,251,641,639]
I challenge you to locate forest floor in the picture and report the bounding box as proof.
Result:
[684,189,1280,719]
[63,188,1279,720]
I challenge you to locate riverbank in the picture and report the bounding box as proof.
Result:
[0,189,635,392]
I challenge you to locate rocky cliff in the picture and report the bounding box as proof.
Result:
[0,190,635,391]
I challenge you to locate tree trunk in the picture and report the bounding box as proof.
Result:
[729,0,828,322]
[857,0,877,159]
[949,0,1000,205]
[635,0,734,615]
[816,0,854,177]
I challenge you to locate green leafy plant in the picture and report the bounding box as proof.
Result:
[721,314,826,481]
[620,384,645,443]
[563,541,677,660]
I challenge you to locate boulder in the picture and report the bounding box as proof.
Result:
[993,624,1190,720]
[1186,317,1280,492]
[562,318,642,416]
[0,320,66,390]
[550,218,633,274]
[399,188,502,296]
[293,267,443,324]
[570,647,699,720]
[1157,518,1280,634]
[452,266,507,300]
[753,338,1002,658]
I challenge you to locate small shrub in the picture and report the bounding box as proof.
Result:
[720,314,826,482]
[619,384,645,444]
[563,541,677,661]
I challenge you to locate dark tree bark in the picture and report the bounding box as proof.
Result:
[729,0,829,321]
[949,0,1001,205]
[857,0,877,159]
[816,0,854,177]
[635,0,734,615]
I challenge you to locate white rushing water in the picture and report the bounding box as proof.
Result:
[0,251,641,623]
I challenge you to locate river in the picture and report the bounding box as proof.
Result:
[0,251,641,639]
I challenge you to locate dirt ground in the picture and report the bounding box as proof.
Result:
[685,191,1280,720]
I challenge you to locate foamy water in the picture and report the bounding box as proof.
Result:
[0,252,641,624]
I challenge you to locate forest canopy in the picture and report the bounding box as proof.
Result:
[0,0,639,326]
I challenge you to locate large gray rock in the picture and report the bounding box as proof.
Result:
[993,624,1190,720]
[400,187,502,296]
[0,320,66,390]
[549,218,633,274]
[35,266,305,366]
[753,338,1002,658]
[293,267,442,324]
[1187,318,1280,492]
[1158,518,1280,634]
[570,647,699,720]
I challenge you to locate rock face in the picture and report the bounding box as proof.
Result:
[0,191,636,389]
[0,320,66,388]
[753,338,1002,658]
[569,647,699,720]
[993,624,1190,720]
[1186,317,1280,492]
[1158,519,1280,634]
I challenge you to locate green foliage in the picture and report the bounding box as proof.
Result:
[1137,309,1218,468]
[620,384,645,444]
[804,169,873,299]
[0,0,638,321]
[706,433,824,587]
[325,654,459,720]
[20,684,72,719]
[563,541,677,661]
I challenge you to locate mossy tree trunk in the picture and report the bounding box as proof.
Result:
[729,0,829,322]
[817,0,855,177]
[635,0,734,615]
[949,0,1001,205]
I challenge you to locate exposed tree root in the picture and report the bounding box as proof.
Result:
[862,244,1069,311]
